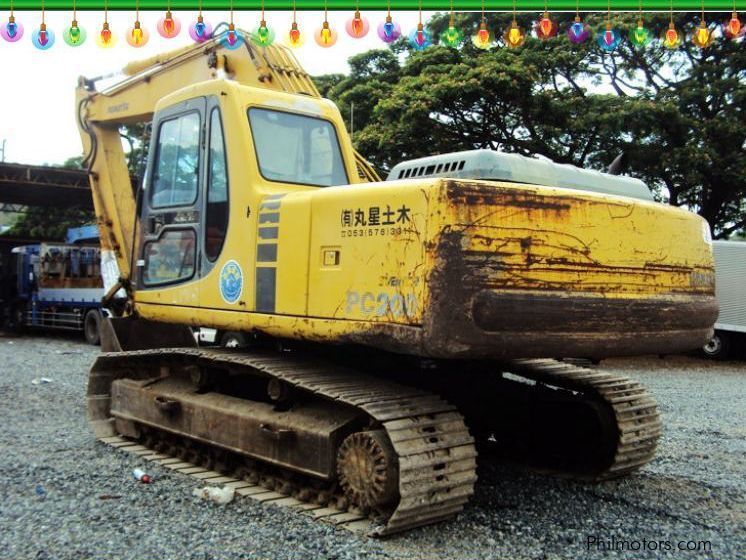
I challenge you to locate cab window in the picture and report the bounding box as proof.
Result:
[150,112,201,208]
[205,108,229,261]
[142,229,196,285]
[247,108,348,188]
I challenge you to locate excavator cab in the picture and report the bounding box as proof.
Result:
[132,80,362,319]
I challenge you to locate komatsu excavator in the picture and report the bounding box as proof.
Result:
[77,32,717,535]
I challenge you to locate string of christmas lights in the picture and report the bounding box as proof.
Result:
[1,4,743,51]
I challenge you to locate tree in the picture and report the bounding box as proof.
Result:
[317,12,746,238]
[62,155,84,170]
[120,122,151,180]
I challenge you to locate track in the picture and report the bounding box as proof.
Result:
[88,348,478,536]
[88,350,660,535]
[506,358,662,479]
[98,433,382,534]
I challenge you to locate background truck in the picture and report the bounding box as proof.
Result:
[702,240,746,359]
[7,225,105,344]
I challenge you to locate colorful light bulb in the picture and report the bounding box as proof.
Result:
[188,16,213,43]
[503,20,525,48]
[724,11,743,38]
[126,20,149,48]
[315,21,338,47]
[629,19,651,48]
[661,21,681,49]
[157,10,181,38]
[597,23,621,52]
[566,16,590,44]
[535,11,558,40]
[32,22,55,50]
[471,21,492,49]
[221,23,244,50]
[408,22,431,50]
[96,21,116,48]
[440,24,462,47]
[251,20,275,46]
[346,9,369,38]
[692,20,714,48]
[1,15,23,42]
[63,20,87,46]
[377,15,401,43]
[285,21,304,48]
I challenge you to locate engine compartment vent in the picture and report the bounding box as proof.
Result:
[397,159,466,179]
[386,149,653,202]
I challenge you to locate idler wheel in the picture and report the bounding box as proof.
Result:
[337,430,398,508]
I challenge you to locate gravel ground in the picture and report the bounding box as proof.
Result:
[0,334,744,560]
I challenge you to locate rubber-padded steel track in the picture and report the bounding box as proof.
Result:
[507,359,662,478]
[88,348,478,536]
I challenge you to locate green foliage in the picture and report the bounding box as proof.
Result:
[121,122,151,179]
[62,155,84,170]
[314,73,346,98]
[317,11,745,238]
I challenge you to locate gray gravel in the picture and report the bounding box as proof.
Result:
[0,335,744,560]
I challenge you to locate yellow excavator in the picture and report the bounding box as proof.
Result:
[77,32,717,535]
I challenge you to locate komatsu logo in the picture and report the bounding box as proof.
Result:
[107,102,130,114]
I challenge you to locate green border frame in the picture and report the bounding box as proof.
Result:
[3,2,741,10]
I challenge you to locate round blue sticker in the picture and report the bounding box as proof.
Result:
[219,260,243,304]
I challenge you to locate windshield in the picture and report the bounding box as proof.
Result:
[248,108,348,188]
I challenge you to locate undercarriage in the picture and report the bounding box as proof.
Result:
[89,345,660,535]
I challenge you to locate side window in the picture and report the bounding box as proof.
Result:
[142,230,196,285]
[150,112,201,208]
[205,108,229,261]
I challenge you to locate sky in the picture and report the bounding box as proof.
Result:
[0,10,435,166]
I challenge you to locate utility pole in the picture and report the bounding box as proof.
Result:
[0,139,6,162]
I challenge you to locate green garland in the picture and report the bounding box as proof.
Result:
[2,1,741,10]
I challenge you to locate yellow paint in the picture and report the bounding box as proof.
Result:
[137,173,713,341]
[429,180,714,299]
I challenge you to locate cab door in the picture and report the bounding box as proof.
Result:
[136,97,205,309]
[199,99,230,285]
[196,96,246,314]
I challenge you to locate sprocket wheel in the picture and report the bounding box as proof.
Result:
[337,430,399,509]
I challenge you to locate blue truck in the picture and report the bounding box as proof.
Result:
[6,225,105,344]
